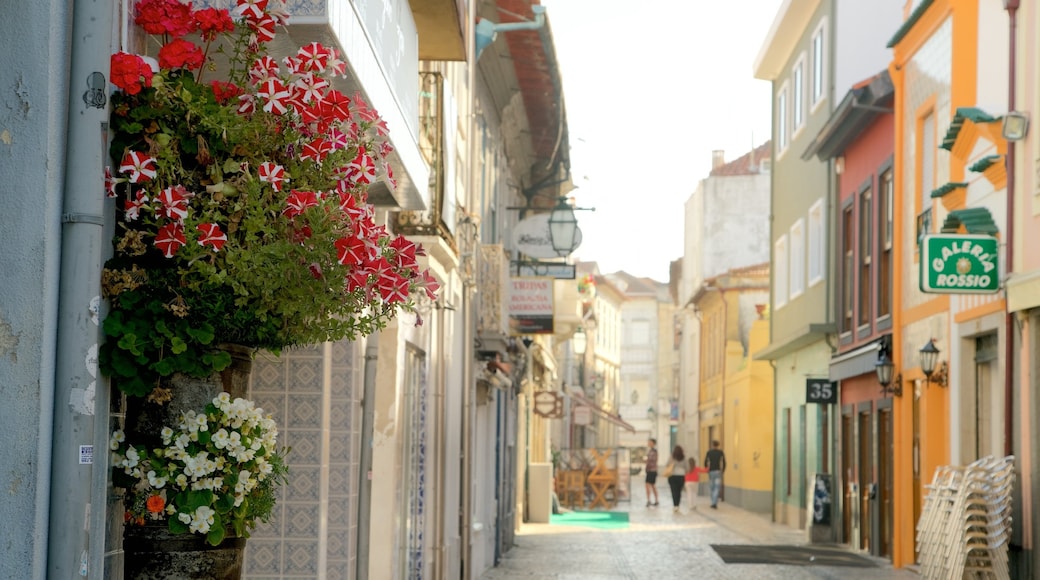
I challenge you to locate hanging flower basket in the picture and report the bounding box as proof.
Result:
[101,0,439,398]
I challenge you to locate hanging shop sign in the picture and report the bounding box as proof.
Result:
[511,260,576,279]
[513,213,583,260]
[508,277,554,334]
[572,405,592,426]
[920,234,999,294]
[533,391,563,418]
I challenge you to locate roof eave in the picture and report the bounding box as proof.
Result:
[753,0,823,81]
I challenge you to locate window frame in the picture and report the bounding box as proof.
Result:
[790,218,806,299]
[792,53,807,136]
[776,81,790,155]
[857,181,873,329]
[808,198,825,287]
[774,234,789,309]
[810,18,828,112]
[841,200,854,334]
[877,160,894,323]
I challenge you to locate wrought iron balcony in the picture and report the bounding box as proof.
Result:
[394,71,456,252]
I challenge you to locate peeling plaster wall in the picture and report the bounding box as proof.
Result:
[0,1,70,578]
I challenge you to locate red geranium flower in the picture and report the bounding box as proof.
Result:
[110,52,153,95]
[158,38,205,70]
[135,0,196,37]
[193,7,234,41]
[210,81,243,104]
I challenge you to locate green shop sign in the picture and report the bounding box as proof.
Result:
[920,234,999,294]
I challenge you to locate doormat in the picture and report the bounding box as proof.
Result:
[710,544,878,567]
[550,511,630,530]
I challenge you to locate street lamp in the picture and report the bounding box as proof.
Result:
[548,197,580,257]
[920,339,948,387]
[572,327,587,356]
[875,349,901,397]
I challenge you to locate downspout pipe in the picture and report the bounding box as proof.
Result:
[461,0,478,573]
[356,332,380,579]
[1004,0,1018,458]
[48,0,113,576]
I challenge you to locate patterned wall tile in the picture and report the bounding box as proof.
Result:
[285,502,320,537]
[284,465,320,501]
[252,359,286,393]
[326,560,350,580]
[328,465,352,496]
[285,430,321,465]
[288,358,323,394]
[329,398,352,431]
[244,539,282,575]
[326,495,348,526]
[325,528,352,560]
[252,393,287,424]
[328,431,352,460]
[284,540,321,575]
[288,393,324,429]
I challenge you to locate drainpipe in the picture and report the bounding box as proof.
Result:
[48,0,113,576]
[460,0,477,573]
[356,331,379,579]
[1003,0,1018,459]
[432,303,446,580]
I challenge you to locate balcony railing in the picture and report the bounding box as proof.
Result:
[393,71,456,252]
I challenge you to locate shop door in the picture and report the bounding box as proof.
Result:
[841,412,854,545]
[858,409,872,551]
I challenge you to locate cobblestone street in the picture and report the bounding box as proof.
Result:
[480,483,918,579]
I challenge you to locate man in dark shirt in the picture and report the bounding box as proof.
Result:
[644,438,659,507]
[704,440,726,508]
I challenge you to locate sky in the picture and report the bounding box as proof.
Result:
[541,0,785,282]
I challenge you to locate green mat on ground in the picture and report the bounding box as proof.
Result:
[550,511,630,530]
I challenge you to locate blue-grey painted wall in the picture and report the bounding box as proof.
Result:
[0,2,70,578]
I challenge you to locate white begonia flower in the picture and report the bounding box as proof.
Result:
[147,470,167,489]
[178,512,192,525]
[190,505,216,534]
[160,427,174,444]
[194,413,209,432]
[215,392,231,407]
[110,430,125,450]
[212,428,230,449]
[175,473,188,488]
[166,504,177,516]
[175,434,190,450]
[125,447,140,468]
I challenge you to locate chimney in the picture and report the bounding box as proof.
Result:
[711,150,725,169]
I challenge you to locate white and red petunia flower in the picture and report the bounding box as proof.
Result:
[157,185,191,222]
[344,147,376,185]
[389,235,419,270]
[327,127,349,151]
[124,191,149,222]
[335,235,368,266]
[249,14,277,44]
[196,223,227,251]
[319,90,351,121]
[296,42,331,73]
[236,93,256,116]
[256,78,291,115]
[104,166,121,198]
[299,138,331,163]
[293,72,328,104]
[326,48,347,77]
[283,189,319,217]
[376,269,410,304]
[257,161,286,191]
[248,56,279,85]
[118,151,157,184]
[416,269,441,301]
[155,223,186,258]
[234,0,269,21]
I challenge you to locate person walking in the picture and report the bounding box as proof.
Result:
[644,438,660,507]
[684,457,709,509]
[705,440,726,509]
[663,445,688,513]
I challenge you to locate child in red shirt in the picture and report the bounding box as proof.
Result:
[684,457,709,509]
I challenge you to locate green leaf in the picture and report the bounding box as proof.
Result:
[168,516,189,535]
[207,518,226,546]
[170,336,188,354]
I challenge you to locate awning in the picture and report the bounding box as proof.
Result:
[568,390,636,433]
[829,340,883,382]
[754,323,836,361]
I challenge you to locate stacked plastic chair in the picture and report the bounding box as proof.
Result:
[916,456,1015,579]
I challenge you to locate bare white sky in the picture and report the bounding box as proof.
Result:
[541,0,784,282]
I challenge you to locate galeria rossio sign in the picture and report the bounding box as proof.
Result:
[920,234,999,294]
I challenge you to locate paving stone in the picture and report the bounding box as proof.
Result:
[479,483,919,579]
